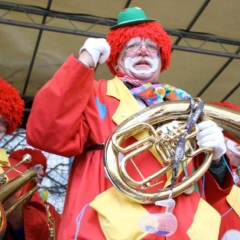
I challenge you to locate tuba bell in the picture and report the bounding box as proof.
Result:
[0,154,38,239]
[104,98,240,204]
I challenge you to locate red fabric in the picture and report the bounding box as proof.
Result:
[212,167,240,239]
[9,148,47,175]
[26,54,233,240]
[210,101,240,111]
[22,193,49,240]
[224,131,240,145]
[2,159,50,240]
[212,128,240,239]
[194,153,233,205]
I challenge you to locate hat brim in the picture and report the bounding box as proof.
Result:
[110,19,155,29]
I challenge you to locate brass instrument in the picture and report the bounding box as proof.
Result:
[0,154,38,239]
[104,99,240,204]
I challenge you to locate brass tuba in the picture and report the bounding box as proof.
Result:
[104,98,240,204]
[0,154,38,239]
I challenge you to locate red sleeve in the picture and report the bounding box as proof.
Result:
[26,54,95,157]
[195,154,233,204]
[204,161,233,204]
[23,192,49,240]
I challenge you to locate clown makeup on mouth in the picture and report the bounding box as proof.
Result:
[116,37,162,83]
[124,56,159,75]
[123,37,160,74]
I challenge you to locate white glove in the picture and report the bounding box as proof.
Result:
[161,120,179,134]
[196,120,226,161]
[79,38,110,67]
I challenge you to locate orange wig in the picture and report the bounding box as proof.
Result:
[210,101,240,111]
[211,101,240,144]
[0,78,24,134]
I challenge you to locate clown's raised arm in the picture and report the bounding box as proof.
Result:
[27,7,233,240]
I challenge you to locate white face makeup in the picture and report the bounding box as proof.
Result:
[124,56,159,75]
[116,37,162,84]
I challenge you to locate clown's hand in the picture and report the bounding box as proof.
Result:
[161,120,179,135]
[78,38,110,68]
[196,120,226,162]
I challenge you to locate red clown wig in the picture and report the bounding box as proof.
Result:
[0,78,24,134]
[210,101,240,144]
[211,101,240,111]
[9,148,47,175]
[106,21,172,75]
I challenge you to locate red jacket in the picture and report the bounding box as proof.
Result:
[26,54,233,240]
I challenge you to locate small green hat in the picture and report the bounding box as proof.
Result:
[110,7,155,29]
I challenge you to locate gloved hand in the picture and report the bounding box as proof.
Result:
[79,38,110,68]
[161,120,179,134]
[196,120,226,161]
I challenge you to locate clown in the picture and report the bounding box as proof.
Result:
[210,102,240,240]
[27,7,233,240]
[2,148,61,240]
[8,148,47,185]
[0,79,54,240]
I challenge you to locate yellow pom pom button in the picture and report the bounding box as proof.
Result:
[155,87,166,98]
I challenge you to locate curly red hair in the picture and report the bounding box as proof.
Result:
[106,21,172,75]
[9,148,47,175]
[210,101,240,111]
[211,101,240,144]
[0,78,24,134]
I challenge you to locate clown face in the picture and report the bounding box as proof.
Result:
[0,115,8,140]
[116,37,162,84]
